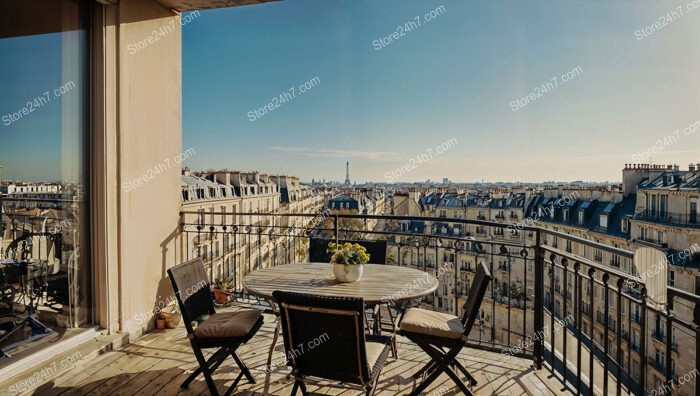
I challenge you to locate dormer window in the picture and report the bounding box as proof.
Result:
[563,209,569,222]
[621,218,629,233]
[578,210,584,224]
[599,214,608,229]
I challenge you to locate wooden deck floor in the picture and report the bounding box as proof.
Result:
[25,309,571,395]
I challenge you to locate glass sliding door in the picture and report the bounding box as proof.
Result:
[0,0,92,361]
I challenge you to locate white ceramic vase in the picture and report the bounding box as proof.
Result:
[333,263,364,283]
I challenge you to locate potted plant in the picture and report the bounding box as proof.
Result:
[327,242,370,283]
[212,277,234,304]
[156,312,166,329]
[161,303,182,329]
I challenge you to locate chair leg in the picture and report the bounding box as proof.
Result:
[411,341,473,395]
[291,380,307,396]
[453,358,478,386]
[191,346,219,396]
[230,349,256,384]
[411,360,436,379]
[409,360,445,396]
[182,347,227,388]
[442,364,473,395]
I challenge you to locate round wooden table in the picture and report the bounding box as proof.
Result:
[242,262,438,304]
[242,262,438,365]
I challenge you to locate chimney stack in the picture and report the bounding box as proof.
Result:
[690,163,696,172]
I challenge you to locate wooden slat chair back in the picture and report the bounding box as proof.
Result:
[168,258,214,334]
[461,261,492,334]
[273,291,392,396]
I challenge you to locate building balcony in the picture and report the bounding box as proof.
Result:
[651,330,665,343]
[634,210,699,228]
[647,357,665,373]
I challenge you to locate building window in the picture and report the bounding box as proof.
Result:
[621,217,629,233]
[563,209,569,222]
[669,271,674,287]
[578,210,584,224]
[657,231,665,244]
[0,0,92,328]
[599,214,608,229]
[660,195,667,218]
[611,255,621,267]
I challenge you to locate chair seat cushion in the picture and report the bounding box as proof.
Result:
[365,340,386,371]
[193,309,262,339]
[399,308,464,339]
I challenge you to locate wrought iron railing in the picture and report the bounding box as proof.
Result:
[179,210,700,396]
[636,210,699,228]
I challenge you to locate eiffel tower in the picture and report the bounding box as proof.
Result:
[344,161,351,186]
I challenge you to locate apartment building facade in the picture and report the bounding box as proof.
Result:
[181,169,324,289]
[385,164,699,394]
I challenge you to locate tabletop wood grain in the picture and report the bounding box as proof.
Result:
[242,262,438,304]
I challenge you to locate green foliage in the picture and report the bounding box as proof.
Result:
[327,242,370,265]
[213,277,234,290]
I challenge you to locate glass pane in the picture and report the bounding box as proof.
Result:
[0,0,91,361]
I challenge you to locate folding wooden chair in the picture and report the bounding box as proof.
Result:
[273,291,392,396]
[398,262,492,396]
[167,258,264,396]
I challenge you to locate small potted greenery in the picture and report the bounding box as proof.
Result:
[156,312,167,329]
[212,277,234,304]
[160,303,182,328]
[327,242,370,283]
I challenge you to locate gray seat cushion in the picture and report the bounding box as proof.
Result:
[193,309,262,339]
[399,308,464,339]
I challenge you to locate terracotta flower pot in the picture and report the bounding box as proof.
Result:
[160,311,182,329]
[156,318,166,329]
[213,288,232,304]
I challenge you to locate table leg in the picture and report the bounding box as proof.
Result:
[266,298,281,367]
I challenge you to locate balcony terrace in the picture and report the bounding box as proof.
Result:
[1,212,699,395]
[3,307,567,396]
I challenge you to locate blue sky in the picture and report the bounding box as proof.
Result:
[183,0,700,183]
[1,0,698,183]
